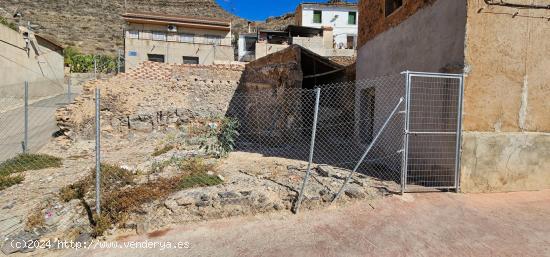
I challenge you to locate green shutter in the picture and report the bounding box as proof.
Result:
[348,12,356,25]
[313,10,322,23]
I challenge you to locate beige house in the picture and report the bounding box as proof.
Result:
[122,13,234,69]
[356,0,549,193]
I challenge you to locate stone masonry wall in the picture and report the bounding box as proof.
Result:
[56,61,245,139]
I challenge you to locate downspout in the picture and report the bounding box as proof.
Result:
[483,0,550,9]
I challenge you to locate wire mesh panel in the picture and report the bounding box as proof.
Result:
[313,75,406,189]
[226,87,317,162]
[404,72,463,190]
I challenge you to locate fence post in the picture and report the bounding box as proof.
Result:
[332,97,404,203]
[22,81,29,154]
[294,88,321,214]
[117,49,121,74]
[95,87,101,215]
[454,74,465,192]
[94,56,97,80]
[401,71,411,194]
[67,78,72,103]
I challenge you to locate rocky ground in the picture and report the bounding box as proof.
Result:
[0,126,394,255]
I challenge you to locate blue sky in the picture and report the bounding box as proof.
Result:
[216,0,357,22]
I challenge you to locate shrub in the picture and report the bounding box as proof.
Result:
[63,47,118,73]
[0,154,62,177]
[59,163,134,202]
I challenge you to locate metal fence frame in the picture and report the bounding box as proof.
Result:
[401,71,464,193]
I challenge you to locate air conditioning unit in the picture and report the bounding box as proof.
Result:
[167,25,177,32]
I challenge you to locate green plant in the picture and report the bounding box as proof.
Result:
[200,117,240,157]
[63,47,118,73]
[0,17,18,31]
[179,173,223,189]
[0,154,62,177]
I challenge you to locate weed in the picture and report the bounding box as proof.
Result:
[0,154,62,177]
[26,209,45,230]
[92,214,111,237]
[179,173,223,189]
[0,17,18,31]
[151,145,174,157]
[0,175,24,190]
[176,157,215,174]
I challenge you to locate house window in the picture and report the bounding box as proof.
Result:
[179,33,194,43]
[206,35,222,45]
[139,31,151,40]
[167,33,178,42]
[313,10,322,23]
[183,56,199,64]
[348,12,357,25]
[385,0,403,17]
[128,30,139,39]
[147,54,165,63]
[152,31,167,41]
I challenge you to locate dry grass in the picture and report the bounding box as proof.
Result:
[151,145,175,157]
[59,157,223,237]
[0,154,62,191]
[59,163,135,202]
[26,209,45,230]
[0,154,62,177]
[0,175,24,190]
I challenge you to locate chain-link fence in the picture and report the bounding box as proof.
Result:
[0,71,463,246]
[0,81,71,162]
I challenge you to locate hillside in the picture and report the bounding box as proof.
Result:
[0,0,246,55]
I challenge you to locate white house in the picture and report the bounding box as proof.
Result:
[295,2,358,49]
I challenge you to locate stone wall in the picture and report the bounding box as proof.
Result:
[57,61,245,139]
[237,46,306,144]
[460,0,550,192]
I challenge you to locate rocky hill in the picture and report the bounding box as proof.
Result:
[0,0,246,55]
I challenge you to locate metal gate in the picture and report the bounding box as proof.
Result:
[401,71,464,192]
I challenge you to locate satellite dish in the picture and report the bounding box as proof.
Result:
[167,24,177,32]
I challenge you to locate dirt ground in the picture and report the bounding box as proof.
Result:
[32,189,550,257]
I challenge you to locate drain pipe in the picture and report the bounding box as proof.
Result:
[483,0,550,9]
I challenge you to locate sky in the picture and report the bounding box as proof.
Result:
[216,0,357,22]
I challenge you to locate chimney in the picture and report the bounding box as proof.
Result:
[322,26,334,49]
